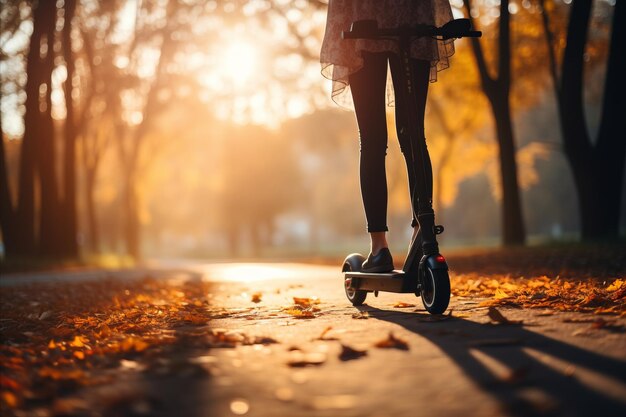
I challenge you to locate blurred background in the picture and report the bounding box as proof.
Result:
[1,0,624,265]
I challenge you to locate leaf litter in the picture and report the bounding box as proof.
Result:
[453,275,625,315]
[0,276,223,414]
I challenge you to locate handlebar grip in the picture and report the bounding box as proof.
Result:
[467,30,482,37]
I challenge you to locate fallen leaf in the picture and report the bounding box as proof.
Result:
[99,324,112,338]
[1,391,18,408]
[287,351,326,367]
[119,336,149,352]
[494,289,510,299]
[39,367,85,380]
[351,311,369,319]
[293,297,320,307]
[487,307,523,325]
[374,332,409,351]
[607,279,623,292]
[338,344,367,361]
[181,312,208,325]
[283,308,316,319]
[315,326,337,341]
[251,292,262,303]
[392,301,416,308]
[69,335,88,348]
[209,329,247,347]
[0,376,21,391]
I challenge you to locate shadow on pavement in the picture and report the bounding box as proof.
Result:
[131,272,217,417]
[360,306,626,417]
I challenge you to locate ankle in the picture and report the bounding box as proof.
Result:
[371,244,388,255]
[370,232,388,255]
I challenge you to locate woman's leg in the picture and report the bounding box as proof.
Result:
[349,52,391,255]
[388,57,434,250]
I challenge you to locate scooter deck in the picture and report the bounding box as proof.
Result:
[345,270,417,293]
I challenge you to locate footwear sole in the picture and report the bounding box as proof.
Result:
[361,264,395,273]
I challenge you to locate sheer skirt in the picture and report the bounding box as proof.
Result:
[320,0,456,108]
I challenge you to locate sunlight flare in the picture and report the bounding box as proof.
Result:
[217,40,259,88]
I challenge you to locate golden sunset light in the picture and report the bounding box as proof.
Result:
[1,1,624,416]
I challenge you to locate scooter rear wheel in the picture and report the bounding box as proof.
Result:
[342,253,368,306]
[420,267,450,314]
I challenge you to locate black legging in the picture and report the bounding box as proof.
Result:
[350,51,433,233]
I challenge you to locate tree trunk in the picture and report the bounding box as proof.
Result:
[547,0,625,240]
[61,0,78,257]
[84,170,100,253]
[0,121,17,256]
[37,1,62,258]
[123,172,141,260]
[490,93,526,245]
[15,1,49,256]
[589,0,626,239]
[464,0,526,245]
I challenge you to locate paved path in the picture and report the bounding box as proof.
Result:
[3,262,626,417]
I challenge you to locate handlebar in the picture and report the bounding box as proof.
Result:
[341,18,482,40]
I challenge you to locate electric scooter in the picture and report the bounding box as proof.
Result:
[340,18,482,314]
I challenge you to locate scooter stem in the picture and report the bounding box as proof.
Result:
[417,211,440,256]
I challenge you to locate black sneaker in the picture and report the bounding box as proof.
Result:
[361,247,394,273]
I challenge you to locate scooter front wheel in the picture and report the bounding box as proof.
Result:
[342,253,368,306]
[420,267,450,314]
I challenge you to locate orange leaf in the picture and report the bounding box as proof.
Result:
[392,301,416,308]
[69,336,87,348]
[494,289,510,299]
[374,332,409,350]
[120,336,149,352]
[339,344,367,361]
[487,307,523,325]
[0,376,21,391]
[97,324,112,338]
[39,367,84,380]
[284,308,316,319]
[607,279,623,292]
[293,297,320,307]
[1,391,18,408]
[251,292,263,303]
[315,326,337,341]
